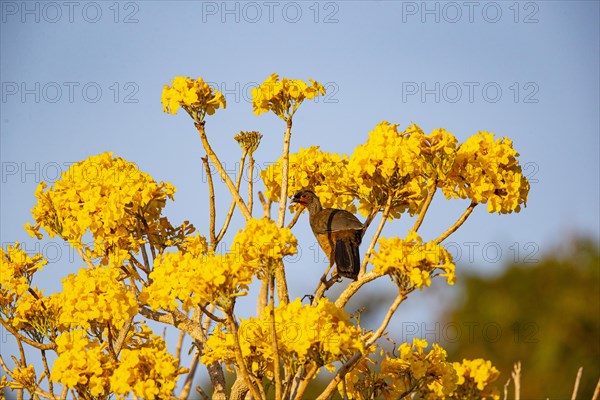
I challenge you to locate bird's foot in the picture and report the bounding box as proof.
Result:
[301,294,315,304]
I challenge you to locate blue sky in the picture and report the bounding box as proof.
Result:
[1,0,599,386]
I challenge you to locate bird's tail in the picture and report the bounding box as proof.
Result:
[335,238,360,280]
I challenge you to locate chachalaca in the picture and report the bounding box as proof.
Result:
[291,190,363,280]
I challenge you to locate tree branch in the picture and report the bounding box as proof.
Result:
[215,150,248,245]
[434,201,477,244]
[196,122,251,220]
[411,184,436,233]
[277,119,293,228]
[201,156,218,248]
[359,193,393,277]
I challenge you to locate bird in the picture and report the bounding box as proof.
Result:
[291,190,364,281]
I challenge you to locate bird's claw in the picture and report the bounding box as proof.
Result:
[301,294,315,303]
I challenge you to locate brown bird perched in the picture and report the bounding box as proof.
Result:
[291,190,364,281]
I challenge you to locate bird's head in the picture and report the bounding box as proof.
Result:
[291,190,318,207]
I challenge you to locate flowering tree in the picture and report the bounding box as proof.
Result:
[0,73,530,399]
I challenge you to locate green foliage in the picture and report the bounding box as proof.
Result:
[443,236,600,398]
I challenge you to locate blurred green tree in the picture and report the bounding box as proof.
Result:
[442,236,600,398]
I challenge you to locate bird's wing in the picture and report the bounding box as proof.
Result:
[312,209,363,234]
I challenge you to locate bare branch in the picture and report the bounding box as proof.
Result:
[411,184,436,233]
[215,150,248,245]
[196,122,251,220]
[434,202,477,244]
[359,193,393,277]
[571,367,583,400]
[201,155,218,248]
[277,119,293,228]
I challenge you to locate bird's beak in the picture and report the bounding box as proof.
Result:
[291,194,305,205]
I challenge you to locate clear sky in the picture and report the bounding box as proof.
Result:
[1,0,599,385]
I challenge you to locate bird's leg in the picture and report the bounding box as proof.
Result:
[319,260,335,284]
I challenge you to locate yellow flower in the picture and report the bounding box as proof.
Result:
[444,131,530,214]
[261,146,356,213]
[231,218,298,274]
[51,330,114,397]
[251,73,326,120]
[144,220,297,311]
[347,121,430,218]
[0,242,47,296]
[55,265,138,331]
[27,152,176,265]
[161,76,226,122]
[340,340,457,400]
[371,231,456,290]
[451,358,500,399]
[110,324,181,400]
[12,287,59,342]
[8,364,36,393]
[203,298,365,375]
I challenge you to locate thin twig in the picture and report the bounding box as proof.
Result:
[317,291,405,400]
[196,121,251,220]
[359,193,393,277]
[335,270,384,308]
[512,361,521,400]
[286,209,302,229]
[215,150,248,245]
[571,367,583,400]
[411,184,436,233]
[269,274,282,400]
[226,312,265,400]
[592,376,600,400]
[248,154,255,216]
[76,247,95,269]
[175,330,186,364]
[41,350,54,397]
[199,303,226,323]
[201,156,218,248]
[434,202,477,244]
[257,278,269,317]
[365,291,404,347]
[503,378,511,400]
[258,191,271,219]
[179,351,200,400]
[0,319,55,351]
[292,364,319,400]
[277,119,293,228]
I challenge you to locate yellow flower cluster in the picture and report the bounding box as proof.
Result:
[203,298,365,373]
[347,121,429,218]
[234,130,263,154]
[452,358,500,399]
[56,266,138,331]
[0,242,47,296]
[444,131,529,213]
[261,146,356,213]
[371,231,456,290]
[144,220,297,311]
[251,73,326,120]
[26,152,176,264]
[110,325,181,400]
[12,287,59,342]
[161,76,226,122]
[231,218,298,274]
[341,339,457,399]
[8,364,37,394]
[51,330,114,397]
